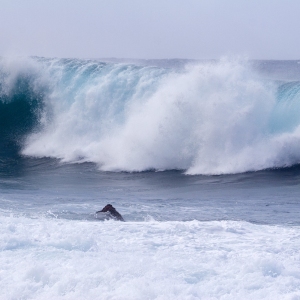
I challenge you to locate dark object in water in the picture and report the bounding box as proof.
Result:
[96,204,124,221]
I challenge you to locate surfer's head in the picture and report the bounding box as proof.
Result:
[100,204,114,212]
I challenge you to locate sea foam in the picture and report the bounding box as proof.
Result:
[0,215,299,299]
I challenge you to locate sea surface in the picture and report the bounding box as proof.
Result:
[0,57,300,299]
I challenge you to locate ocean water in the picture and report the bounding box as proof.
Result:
[0,57,300,299]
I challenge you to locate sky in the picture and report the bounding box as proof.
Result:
[0,0,299,59]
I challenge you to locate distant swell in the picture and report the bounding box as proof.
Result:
[1,57,300,174]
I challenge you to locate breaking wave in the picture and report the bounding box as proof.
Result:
[1,56,300,174]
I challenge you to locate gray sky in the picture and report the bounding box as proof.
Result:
[1,0,299,59]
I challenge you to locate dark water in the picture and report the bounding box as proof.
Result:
[0,156,299,225]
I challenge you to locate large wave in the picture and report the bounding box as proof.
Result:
[1,56,300,174]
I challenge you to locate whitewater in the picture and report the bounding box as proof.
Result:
[0,57,300,299]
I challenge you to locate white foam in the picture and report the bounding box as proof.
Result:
[0,215,300,299]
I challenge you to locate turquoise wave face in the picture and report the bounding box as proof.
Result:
[0,72,45,157]
[269,81,300,134]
